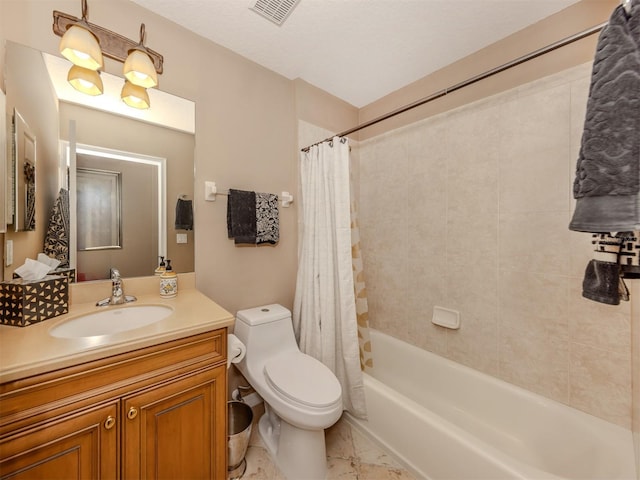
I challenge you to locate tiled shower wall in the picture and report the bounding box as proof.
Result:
[357,63,631,428]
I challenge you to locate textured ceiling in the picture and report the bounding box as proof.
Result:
[131,0,582,107]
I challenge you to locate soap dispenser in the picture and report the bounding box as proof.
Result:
[159,259,178,298]
[154,256,166,276]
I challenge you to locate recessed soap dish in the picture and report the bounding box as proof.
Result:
[432,306,460,329]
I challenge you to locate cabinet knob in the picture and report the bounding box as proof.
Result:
[104,415,116,430]
[127,406,138,420]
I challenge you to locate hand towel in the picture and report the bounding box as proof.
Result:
[175,198,193,230]
[569,3,640,232]
[256,192,279,245]
[582,259,623,305]
[581,232,640,304]
[227,189,257,244]
[583,233,623,304]
[43,188,70,268]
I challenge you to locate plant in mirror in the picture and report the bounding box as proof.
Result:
[3,41,195,282]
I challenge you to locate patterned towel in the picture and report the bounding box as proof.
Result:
[569,3,640,232]
[256,192,279,245]
[616,231,640,277]
[43,188,70,268]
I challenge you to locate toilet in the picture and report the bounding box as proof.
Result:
[233,304,342,480]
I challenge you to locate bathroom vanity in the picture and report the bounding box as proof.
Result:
[0,274,234,479]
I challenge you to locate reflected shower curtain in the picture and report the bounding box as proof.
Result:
[293,136,367,418]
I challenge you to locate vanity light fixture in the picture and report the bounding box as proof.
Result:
[123,24,158,89]
[53,0,163,106]
[67,65,104,96]
[121,81,150,110]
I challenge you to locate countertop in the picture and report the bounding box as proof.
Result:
[0,273,234,383]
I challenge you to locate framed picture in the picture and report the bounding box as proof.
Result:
[77,167,122,250]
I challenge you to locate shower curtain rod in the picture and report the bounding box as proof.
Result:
[301,21,607,152]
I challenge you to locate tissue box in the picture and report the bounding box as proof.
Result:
[0,275,69,327]
[13,268,75,283]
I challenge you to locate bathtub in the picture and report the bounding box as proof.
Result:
[345,329,636,480]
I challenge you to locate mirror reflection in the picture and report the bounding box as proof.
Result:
[4,41,195,281]
[10,109,37,232]
[77,167,122,251]
[69,143,166,280]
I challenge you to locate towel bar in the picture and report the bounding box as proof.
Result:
[204,181,293,207]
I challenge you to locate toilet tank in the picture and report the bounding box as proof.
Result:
[234,304,299,361]
[236,304,291,325]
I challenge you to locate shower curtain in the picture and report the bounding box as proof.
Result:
[350,191,373,371]
[293,136,367,418]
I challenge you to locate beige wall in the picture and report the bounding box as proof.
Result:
[0,0,5,88]
[1,0,298,315]
[632,281,640,474]
[294,79,359,140]
[0,89,5,280]
[0,0,4,275]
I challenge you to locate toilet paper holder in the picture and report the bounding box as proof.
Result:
[227,333,247,368]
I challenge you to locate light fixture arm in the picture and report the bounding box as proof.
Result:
[139,23,146,46]
[73,0,93,32]
[53,9,163,74]
[129,23,151,55]
[80,0,88,21]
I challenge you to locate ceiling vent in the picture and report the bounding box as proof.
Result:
[250,0,302,26]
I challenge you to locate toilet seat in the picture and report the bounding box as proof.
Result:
[264,352,342,409]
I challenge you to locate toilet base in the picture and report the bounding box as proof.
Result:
[258,407,328,480]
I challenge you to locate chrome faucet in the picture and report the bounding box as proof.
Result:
[96,268,137,306]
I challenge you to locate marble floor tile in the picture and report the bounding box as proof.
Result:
[350,427,402,470]
[239,414,417,480]
[325,418,356,460]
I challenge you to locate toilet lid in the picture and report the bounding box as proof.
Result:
[264,352,342,408]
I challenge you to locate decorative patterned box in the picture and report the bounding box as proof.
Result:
[0,275,69,327]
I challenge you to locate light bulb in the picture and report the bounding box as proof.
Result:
[67,65,103,96]
[121,81,150,109]
[123,48,158,88]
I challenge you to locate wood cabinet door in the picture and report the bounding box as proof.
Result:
[122,366,226,480]
[0,402,118,480]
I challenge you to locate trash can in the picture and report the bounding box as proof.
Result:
[227,401,253,479]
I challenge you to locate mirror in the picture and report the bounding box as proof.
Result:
[66,142,167,281]
[0,89,6,235]
[10,109,37,232]
[4,41,195,281]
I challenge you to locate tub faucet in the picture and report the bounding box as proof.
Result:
[96,268,137,306]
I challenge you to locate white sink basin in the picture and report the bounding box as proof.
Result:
[50,305,173,338]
